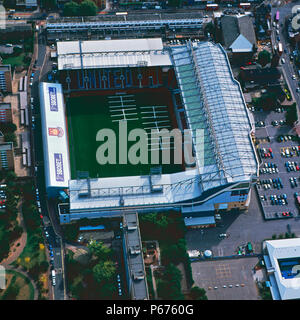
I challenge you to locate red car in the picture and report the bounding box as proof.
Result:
[296,165,300,171]
[269,148,272,153]
[282,212,289,216]
[266,153,271,157]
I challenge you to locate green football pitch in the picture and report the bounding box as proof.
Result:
[66,90,183,179]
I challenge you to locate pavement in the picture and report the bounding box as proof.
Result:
[191,258,261,300]
[254,107,300,219]
[186,185,300,258]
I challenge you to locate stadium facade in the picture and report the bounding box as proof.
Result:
[39,38,259,227]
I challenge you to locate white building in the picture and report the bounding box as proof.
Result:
[264,238,300,300]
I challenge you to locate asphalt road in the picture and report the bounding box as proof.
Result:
[272,2,300,110]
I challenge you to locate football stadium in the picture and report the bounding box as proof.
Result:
[39,38,259,226]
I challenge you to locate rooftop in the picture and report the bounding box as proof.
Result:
[220,14,256,50]
[57,38,172,70]
[265,238,300,300]
[171,41,258,190]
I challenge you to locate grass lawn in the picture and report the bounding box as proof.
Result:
[16,229,47,270]
[2,53,27,69]
[66,89,183,179]
[0,270,34,300]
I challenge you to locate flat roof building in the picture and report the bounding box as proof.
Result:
[264,238,300,300]
[0,65,12,93]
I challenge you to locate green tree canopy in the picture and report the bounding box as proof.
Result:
[41,0,57,10]
[80,0,98,16]
[190,286,208,300]
[88,240,111,260]
[3,0,16,9]
[258,50,271,67]
[168,0,182,8]
[63,1,80,16]
[92,260,116,283]
[286,103,298,125]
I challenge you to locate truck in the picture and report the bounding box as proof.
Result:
[278,42,283,56]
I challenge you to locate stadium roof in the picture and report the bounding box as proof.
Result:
[171,41,258,191]
[39,82,70,192]
[265,239,300,300]
[57,38,172,70]
[68,169,202,212]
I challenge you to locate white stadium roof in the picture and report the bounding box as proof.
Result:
[171,41,258,191]
[39,82,70,191]
[265,238,300,300]
[57,38,172,70]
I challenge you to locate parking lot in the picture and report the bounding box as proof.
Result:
[191,258,260,300]
[253,107,300,220]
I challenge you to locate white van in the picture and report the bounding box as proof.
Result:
[51,270,56,286]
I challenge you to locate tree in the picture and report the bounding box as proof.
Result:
[258,50,271,67]
[4,132,17,146]
[88,240,111,260]
[190,286,208,300]
[63,1,80,16]
[286,103,298,125]
[157,264,184,300]
[41,0,57,10]
[39,260,50,273]
[92,261,116,283]
[80,0,97,16]
[3,0,16,9]
[168,0,182,8]
[62,224,78,242]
